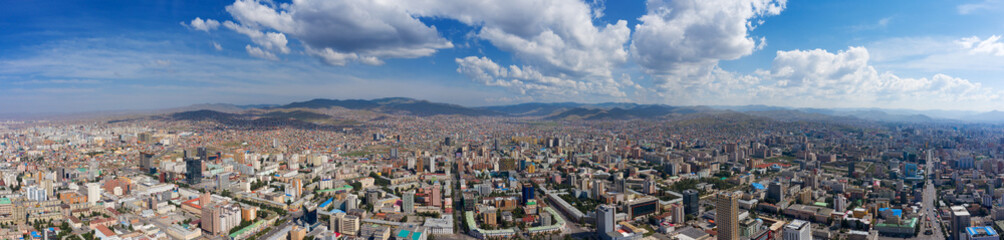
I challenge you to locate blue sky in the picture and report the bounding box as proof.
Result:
[3,0,1004,113]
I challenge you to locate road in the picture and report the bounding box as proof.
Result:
[879,158,943,240]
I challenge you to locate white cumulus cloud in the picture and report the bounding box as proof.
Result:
[206,0,630,97]
[455,56,628,98]
[245,45,277,60]
[956,35,1004,56]
[631,0,786,86]
[184,17,220,32]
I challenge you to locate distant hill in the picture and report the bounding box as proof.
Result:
[74,97,1004,125]
[477,102,586,116]
[969,111,1004,123]
[164,109,352,130]
[278,97,500,116]
[545,105,709,120]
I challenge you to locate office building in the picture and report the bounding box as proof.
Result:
[952,206,972,240]
[848,162,855,177]
[140,152,155,173]
[627,197,659,219]
[783,219,811,240]
[197,147,208,161]
[597,204,616,239]
[185,157,202,185]
[427,157,436,173]
[521,183,535,205]
[716,192,739,240]
[683,189,700,216]
[768,181,786,203]
[302,204,318,226]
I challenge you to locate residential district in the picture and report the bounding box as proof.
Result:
[1,113,1004,240]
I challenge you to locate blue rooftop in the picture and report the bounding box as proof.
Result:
[878,208,902,217]
[751,183,765,190]
[967,226,998,236]
[319,198,334,208]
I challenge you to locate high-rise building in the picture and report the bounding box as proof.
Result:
[201,204,217,235]
[403,190,415,214]
[345,195,358,211]
[330,213,345,233]
[339,215,360,236]
[521,183,535,205]
[671,204,685,224]
[26,186,47,202]
[86,182,101,205]
[834,194,847,212]
[848,162,856,178]
[140,152,155,173]
[290,226,306,240]
[201,204,241,237]
[432,182,443,207]
[682,189,700,216]
[716,192,739,240]
[427,157,436,173]
[201,191,212,207]
[302,204,318,226]
[951,206,972,240]
[185,157,202,185]
[643,175,658,195]
[768,181,786,203]
[615,174,627,193]
[783,219,811,240]
[216,172,231,191]
[592,180,606,199]
[366,189,382,207]
[291,178,303,198]
[197,147,208,160]
[596,205,616,238]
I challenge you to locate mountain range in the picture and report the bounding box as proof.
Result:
[5,97,1003,124]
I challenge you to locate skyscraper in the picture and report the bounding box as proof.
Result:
[768,181,786,203]
[185,157,202,185]
[197,147,208,160]
[951,206,971,240]
[597,204,616,238]
[427,157,436,173]
[848,162,856,178]
[140,152,154,173]
[403,190,415,214]
[521,183,534,205]
[716,191,739,240]
[682,189,699,216]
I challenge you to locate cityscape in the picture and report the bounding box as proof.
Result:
[4,0,1004,240]
[2,98,1004,240]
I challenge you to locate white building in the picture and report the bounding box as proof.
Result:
[26,186,47,201]
[783,220,812,240]
[86,182,102,205]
